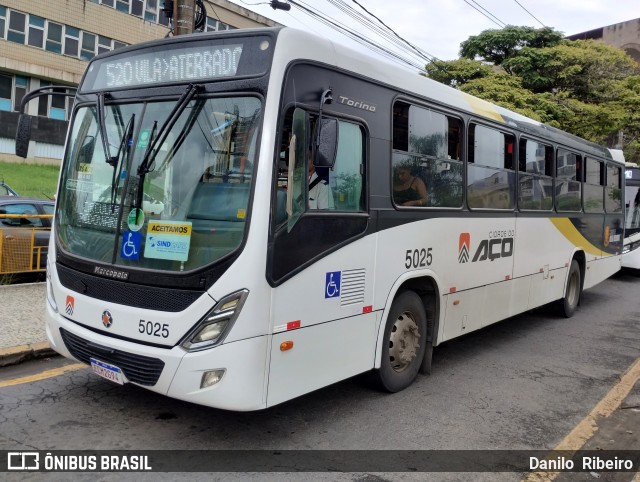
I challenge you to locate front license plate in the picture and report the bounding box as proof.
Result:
[90,357,127,385]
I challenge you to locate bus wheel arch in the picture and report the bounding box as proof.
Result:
[374,276,440,391]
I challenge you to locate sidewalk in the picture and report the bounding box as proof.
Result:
[0,282,55,366]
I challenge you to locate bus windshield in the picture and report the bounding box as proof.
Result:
[56,96,261,272]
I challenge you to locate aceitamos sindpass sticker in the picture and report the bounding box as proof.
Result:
[144,220,192,262]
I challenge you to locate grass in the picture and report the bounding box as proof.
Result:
[0,161,60,199]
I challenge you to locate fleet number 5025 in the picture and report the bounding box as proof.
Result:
[405,248,433,269]
[139,320,169,338]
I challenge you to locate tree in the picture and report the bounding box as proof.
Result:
[459,26,563,69]
[427,26,640,163]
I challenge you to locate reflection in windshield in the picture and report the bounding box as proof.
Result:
[57,96,261,273]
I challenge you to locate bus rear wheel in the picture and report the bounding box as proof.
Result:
[376,290,427,393]
[562,259,581,318]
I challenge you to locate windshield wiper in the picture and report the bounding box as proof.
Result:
[110,113,135,210]
[134,83,202,221]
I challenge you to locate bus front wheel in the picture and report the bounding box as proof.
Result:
[562,259,581,318]
[376,290,427,393]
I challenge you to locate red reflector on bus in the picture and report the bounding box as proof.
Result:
[287,320,300,330]
[363,305,372,313]
[505,275,510,281]
[449,287,456,293]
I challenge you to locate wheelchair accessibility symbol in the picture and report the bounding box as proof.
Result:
[325,271,341,299]
[121,231,141,260]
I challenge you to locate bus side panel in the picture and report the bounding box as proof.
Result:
[267,312,378,407]
[584,256,621,290]
[267,235,378,406]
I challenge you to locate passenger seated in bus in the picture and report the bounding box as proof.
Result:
[393,165,428,207]
[308,152,334,210]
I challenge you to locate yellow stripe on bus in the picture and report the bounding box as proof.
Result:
[461,92,505,123]
[549,218,601,256]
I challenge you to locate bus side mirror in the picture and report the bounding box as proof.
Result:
[15,114,33,158]
[314,118,338,169]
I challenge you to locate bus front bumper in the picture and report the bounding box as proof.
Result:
[46,305,269,411]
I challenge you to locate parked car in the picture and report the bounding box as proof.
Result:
[0,181,18,196]
[0,196,55,272]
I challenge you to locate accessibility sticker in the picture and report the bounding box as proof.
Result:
[325,271,341,299]
[144,220,192,261]
[121,231,141,260]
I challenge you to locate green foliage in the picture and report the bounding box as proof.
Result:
[423,58,493,87]
[460,26,564,67]
[427,26,640,163]
[0,161,59,198]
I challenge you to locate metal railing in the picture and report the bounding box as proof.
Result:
[0,214,52,274]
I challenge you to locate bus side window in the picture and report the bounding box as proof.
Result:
[329,121,365,212]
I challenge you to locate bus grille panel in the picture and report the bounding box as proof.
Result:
[60,328,165,386]
[57,263,203,312]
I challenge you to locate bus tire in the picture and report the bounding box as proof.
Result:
[376,290,427,393]
[562,259,581,318]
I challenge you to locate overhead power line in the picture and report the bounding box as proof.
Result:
[287,0,429,71]
[512,0,546,27]
[461,0,505,28]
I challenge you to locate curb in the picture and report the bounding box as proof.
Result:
[0,342,57,367]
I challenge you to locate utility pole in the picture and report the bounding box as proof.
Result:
[174,0,196,36]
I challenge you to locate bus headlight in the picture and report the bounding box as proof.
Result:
[181,289,249,352]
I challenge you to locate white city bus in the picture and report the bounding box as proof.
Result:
[19,27,625,410]
[623,162,640,269]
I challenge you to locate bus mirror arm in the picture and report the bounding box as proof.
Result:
[14,86,77,158]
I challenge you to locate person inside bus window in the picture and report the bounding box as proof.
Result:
[393,165,428,206]
[308,150,334,209]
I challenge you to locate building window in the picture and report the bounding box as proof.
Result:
[131,0,143,17]
[113,41,126,50]
[13,76,28,112]
[81,32,96,60]
[116,0,130,13]
[28,15,45,48]
[207,18,218,31]
[46,21,63,53]
[0,6,7,40]
[98,35,113,55]
[50,88,67,120]
[38,81,51,117]
[64,25,80,57]
[145,0,158,22]
[7,10,26,44]
[0,74,12,111]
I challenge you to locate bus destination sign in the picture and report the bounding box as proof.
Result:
[86,43,244,90]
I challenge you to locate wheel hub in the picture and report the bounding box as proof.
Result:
[389,312,420,372]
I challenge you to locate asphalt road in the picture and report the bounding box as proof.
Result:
[1,270,639,481]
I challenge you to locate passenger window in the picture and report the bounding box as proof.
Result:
[556,149,582,212]
[467,124,515,210]
[584,157,604,213]
[518,139,553,210]
[391,102,463,208]
[606,164,622,213]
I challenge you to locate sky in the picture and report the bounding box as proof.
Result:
[225,0,640,70]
